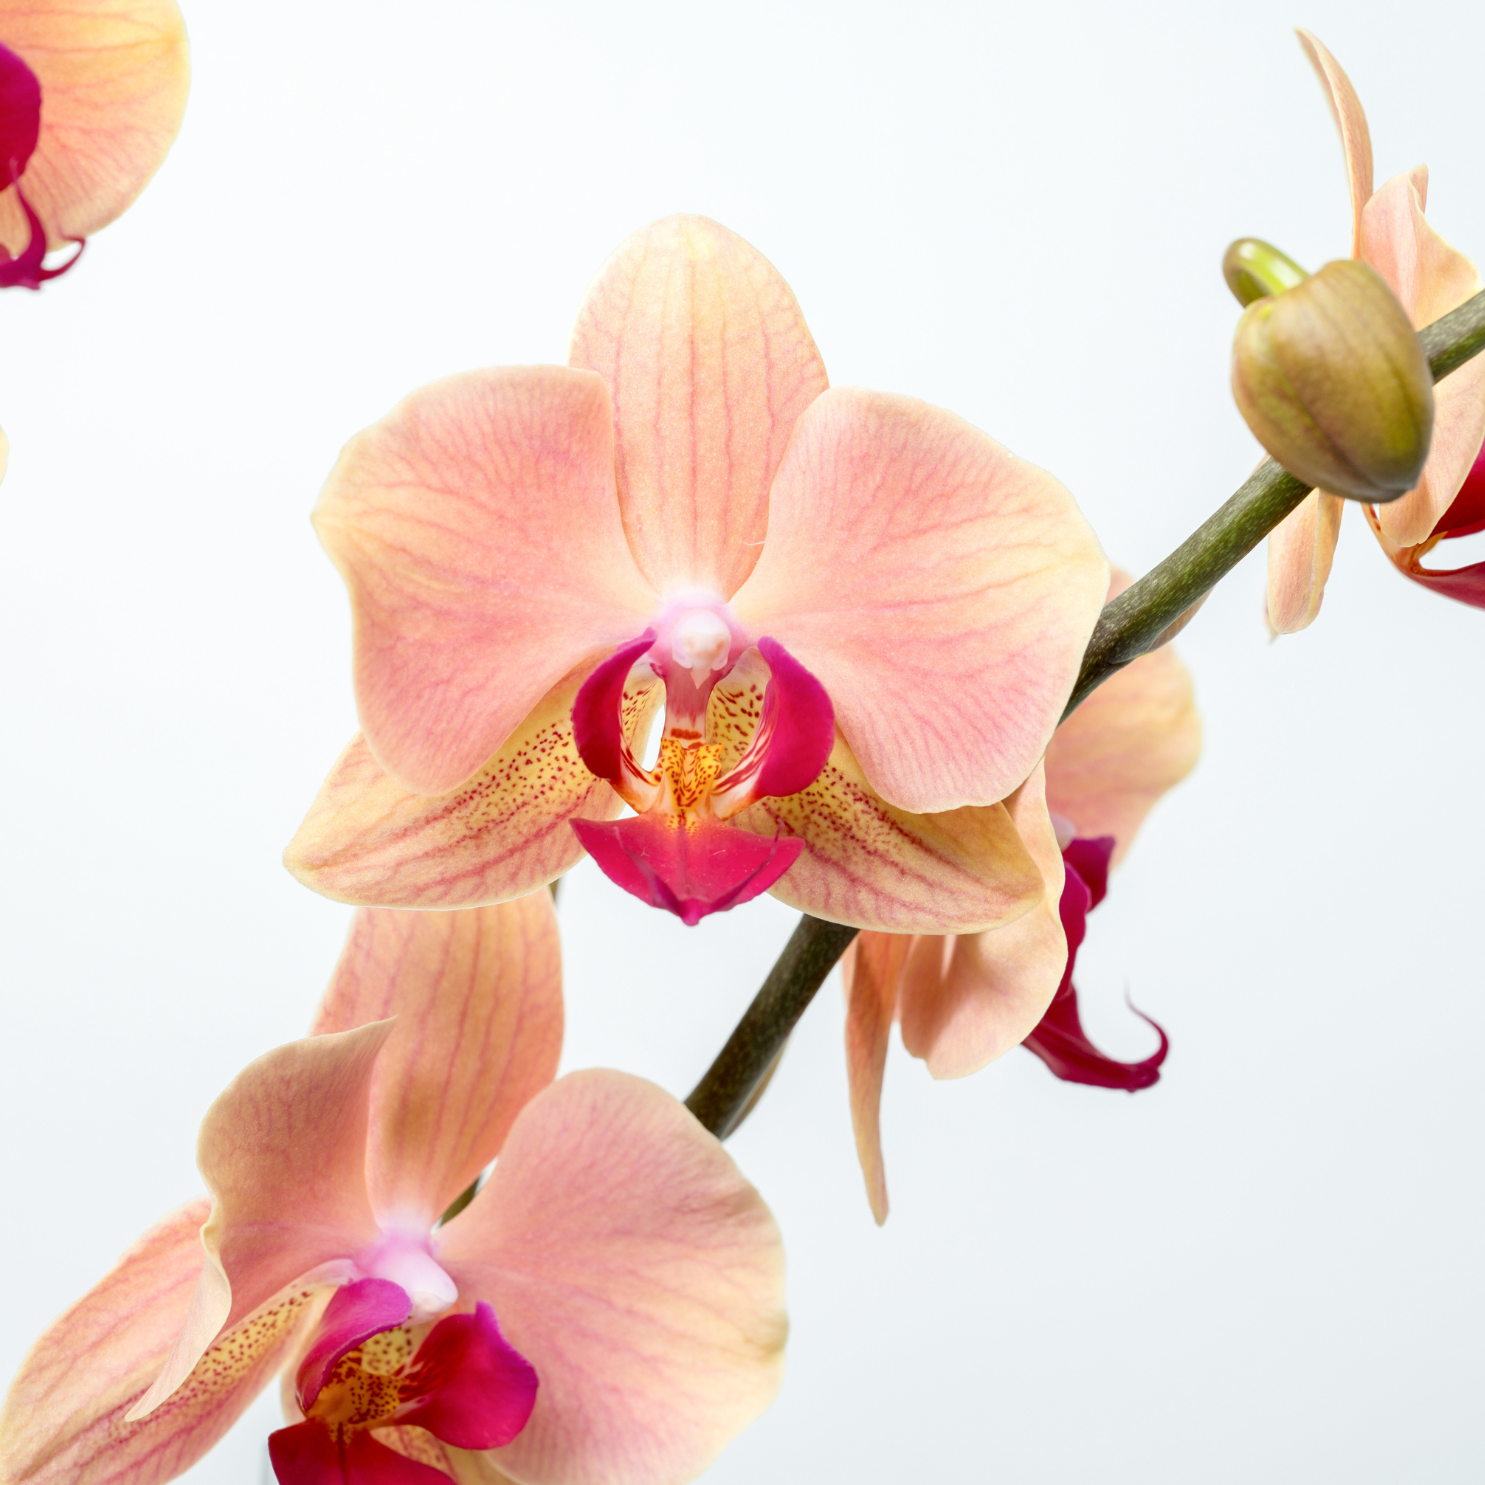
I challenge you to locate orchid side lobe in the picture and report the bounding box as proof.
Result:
[0,44,81,288]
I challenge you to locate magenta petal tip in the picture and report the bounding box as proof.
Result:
[573,813,802,924]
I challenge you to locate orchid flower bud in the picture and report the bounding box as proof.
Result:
[1223,238,1310,307]
[1231,258,1434,503]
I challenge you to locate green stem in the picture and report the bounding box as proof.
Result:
[684,916,859,1139]
[688,285,1485,1143]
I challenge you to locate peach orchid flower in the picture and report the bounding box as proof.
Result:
[1266,30,1485,634]
[285,214,1109,931]
[843,572,1201,1222]
[0,895,785,1485]
[0,0,188,288]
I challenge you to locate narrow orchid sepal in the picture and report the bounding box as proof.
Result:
[572,814,803,926]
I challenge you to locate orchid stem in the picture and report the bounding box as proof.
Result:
[691,285,1485,1143]
[685,915,859,1138]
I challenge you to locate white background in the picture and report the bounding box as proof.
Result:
[2,1,1483,1480]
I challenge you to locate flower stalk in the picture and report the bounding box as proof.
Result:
[688,284,1485,1141]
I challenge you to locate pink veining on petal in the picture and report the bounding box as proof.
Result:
[395,1303,538,1451]
[1022,837,1169,1091]
[296,1280,413,1412]
[313,366,657,796]
[732,385,1108,814]
[572,813,802,926]
[569,214,829,598]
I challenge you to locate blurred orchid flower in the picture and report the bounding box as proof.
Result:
[286,214,1109,930]
[842,572,1200,1222]
[0,0,188,288]
[1266,30,1485,633]
[0,896,785,1485]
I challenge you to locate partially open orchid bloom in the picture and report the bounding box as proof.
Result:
[0,0,188,288]
[843,572,1200,1222]
[0,896,786,1485]
[286,214,1109,930]
[1265,30,1485,633]
[1365,437,1485,608]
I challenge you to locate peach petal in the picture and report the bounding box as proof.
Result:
[0,1201,324,1485]
[310,896,563,1227]
[314,366,657,795]
[1265,488,1344,635]
[133,1026,390,1416]
[840,933,909,1225]
[1045,573,1200,866]
[1296,29,1372,257]
[285,663,662,909]
[569,214,828,598]
[898,764,1068,1079]
[733,729,1044,934]
[437,1070,785,1485]
[1361,170,1485,546]
[731,386,1108,813]
[0,0,188,254]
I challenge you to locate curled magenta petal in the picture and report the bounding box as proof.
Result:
[296,1279,413,1412]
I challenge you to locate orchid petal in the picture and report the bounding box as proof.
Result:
[0,0,188,254]
[897,763,1068,1078]
[732,386,1108,813]
[310,897,562,1227]
[571,813,803,926]
[1364,501,1485,610]
[313,366,657,796]
[570,633,657,799]
[295,1280,413,1412]
[0,1201,324,1485]
[1044,571,1200,866]
[269,1422,452,1485]
[733,729,1043,934]
[841,934,909,1225]
[1023,840,1169,1091]
[568,214,829,598]
[286,663,662,909]
[396,1304,538,1451]
[1361,169,1485,545]
[1296,29,1372,257]
[133,1026,390,1416]
[437,1070,785,1485]
[1265,488,1344,635]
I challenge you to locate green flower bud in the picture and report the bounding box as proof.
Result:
[1223,238,1310,307]
[1230,259,1434,503]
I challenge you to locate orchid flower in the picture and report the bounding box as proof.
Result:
[843,571,1201,1221]
[285,214,1109,930]
[0,895,786,1485]
[1266,30,1485,633]
[0,0,187,289]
